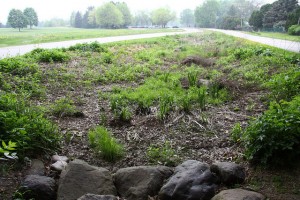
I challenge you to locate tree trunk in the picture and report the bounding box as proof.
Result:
[18,27,20,32]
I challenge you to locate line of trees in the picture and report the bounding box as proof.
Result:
[249,0,299,31]
[70,2,177,29]
[7,7,38,31]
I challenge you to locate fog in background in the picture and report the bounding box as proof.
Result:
[0,0,276,24]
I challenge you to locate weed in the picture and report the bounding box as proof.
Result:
[88,126,124,162]
[180,93,192,113]
[242,96,300,166]
[158,94,173,120]
[110,96,132,122]
[49,97,79,118]
[147,141,178,166]
[32,49,70,63]
[101,52,114,64]
[68,42,108,52]
[197,87,207,110]
[230,123,242,142]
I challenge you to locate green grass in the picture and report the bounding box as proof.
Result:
[0,27,183,47]
[245,31,300,42]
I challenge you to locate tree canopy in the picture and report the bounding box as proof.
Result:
[133,11,151,27]
[23,7,38,28]
[151,8,175,28]
[95,2,124,28]
[180,9,195,27]
[7,9,27,31]
[195,0,220,28]
[116,2,132,28]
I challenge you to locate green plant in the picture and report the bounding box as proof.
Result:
[101,52,114,64]
[147,141,178,166]
[230,123,242,142]
[180,93,192,113]
[242,96,300,166]
[158,94,173,120]
[68,42,108,52]
[34,49,70,63]
[110,96,132,122]
[50,97,79,117]
[288,25,300,36]
[0,141,18,160]
[187,70,198,87]
[197,87,207,110]
[88,126,124,162]
[0,56,38,76]
[0,93,60,157]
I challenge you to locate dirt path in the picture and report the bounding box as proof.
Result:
[0,29,201,59]
[209,29,300,53]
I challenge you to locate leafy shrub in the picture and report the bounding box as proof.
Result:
[288,25,300,36]
[233,48,254,60]
[49,97,79,117]
[68,42,108,52]
[0,141,18,160]
[0,93,60,158]
[0,57,38,76]
[242,96,300,166]
[101,52,114,64]
[34,49,70,62]
[147,141,178,166]
[88,126,124,162]
[265,68,300,101]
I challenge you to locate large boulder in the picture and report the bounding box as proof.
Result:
[211,189,266,200]
[57,159,117,200]
[20,175,56,200]
[77,194,118,200]
[114,166,173,200]
[210,162,245,186]
[159,160,218,200]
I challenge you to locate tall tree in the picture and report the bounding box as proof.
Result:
[180,9,195,27]
[23,7,38,28]
[195,0,220,28]
[82,7,96,28]
[133,11,151,27]
[263,0,299,29]
[7,9,27,31]
[151,8,176,28]
[70,11,76,27]
[116,2,132,28]
[249,10,263,30]
[95,2,124,28]
[74,11,83,28]
[286,7,300,29]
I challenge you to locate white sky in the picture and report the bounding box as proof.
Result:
[0,0,276,24]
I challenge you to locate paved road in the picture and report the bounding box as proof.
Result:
[209,29,300,53]
[0,29,201,59]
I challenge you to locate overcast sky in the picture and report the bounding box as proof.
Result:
[0,0,275,24]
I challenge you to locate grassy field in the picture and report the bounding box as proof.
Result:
[245,31,300,42]
[1,31,300,199]
[0,27,182,47]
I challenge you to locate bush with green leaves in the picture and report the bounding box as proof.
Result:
[0,93,60,158]
[242,96,300,166]
[0,56,38,76]
[265,68,300,101]
[88,126,124,162]
[49,97,79,118]
[0,141,18,160]
[147,141,178,166]
[30,49,70,63]
[68,42,108,52]
[288,25,300,36]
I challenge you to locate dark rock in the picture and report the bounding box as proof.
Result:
[211,189,266,200]
[181,56,215,67]
[114,166,173,200]
[159,160,218,200]
[51,155,69,163]
[20,175,56,200]
[57,159,117,200]
[210,162,245,186]
[27,159,44,176]
[77,194,118,200]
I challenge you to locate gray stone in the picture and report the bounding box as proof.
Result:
[114,166,173,200]
[52,155,69,163]
[77,194,118,200]
[211,189,266,200]
[20,175,56,200]
[51,160,68,172]
[159,160,218,200]
[57,159,117,200]
[210,162,245,186]
[27,159,44,175]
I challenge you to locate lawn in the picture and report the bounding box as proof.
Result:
[0,27,182,47]
[245,31,300,42]
[1,31,300,199]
